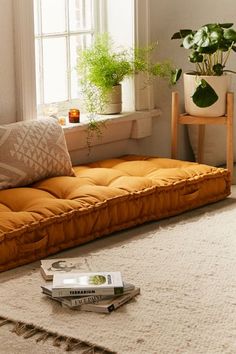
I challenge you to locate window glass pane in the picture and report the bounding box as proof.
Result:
[69,0,92,31]
[70,34,92,99]
[43,37,67,103]
[41,0,66,34]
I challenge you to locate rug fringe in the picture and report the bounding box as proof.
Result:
[65,337,90,352]
[36,331,51,343]
[81,345,96,354]
[0,319,10,327]
[0,316,117,353]
[53,335,63,347]
[23,327,39,339]
[11,322,26,335]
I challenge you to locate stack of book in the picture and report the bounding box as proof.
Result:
[40,259,140,313]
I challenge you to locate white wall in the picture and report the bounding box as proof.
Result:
[141,0,236,160]
[0,0,16,124]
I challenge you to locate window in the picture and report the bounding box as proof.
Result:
[13,0,151,121]
[33,0,104,115]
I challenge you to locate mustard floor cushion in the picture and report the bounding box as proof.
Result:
[0,155,230,272]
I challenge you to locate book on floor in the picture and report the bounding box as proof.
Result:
[51,271,124,297]
[40,257,83,281]
[62,287,140,313]
[41,282,135,307]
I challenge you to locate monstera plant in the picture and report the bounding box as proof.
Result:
[172,22,236,115]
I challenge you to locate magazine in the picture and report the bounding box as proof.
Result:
[51,271,123,297]
[40,257,84,281]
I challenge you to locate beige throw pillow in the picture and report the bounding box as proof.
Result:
[0,118,75,190]
[188,125,235,166]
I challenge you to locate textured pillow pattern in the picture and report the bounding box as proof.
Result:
[0,118,74,190]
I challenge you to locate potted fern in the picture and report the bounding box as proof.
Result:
[172,22,236,116]
[77,33,181,115]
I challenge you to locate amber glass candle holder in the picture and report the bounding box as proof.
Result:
[69,109,80,123]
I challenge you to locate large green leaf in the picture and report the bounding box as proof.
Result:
[219,23,233,28]
[198,44,218,54]
[171,32,182,39]
[224,28,236,41]
[180,29,193,38]
[193,26,223,48]
[189,51,203,63]
[183,34,195,49]
[192,27,209,47]
[210,28,223,43]
[219,42,232,51]
[171,68,182,84]
[171,29,192,39]
[192,79,218,107]
[213,63,224,75]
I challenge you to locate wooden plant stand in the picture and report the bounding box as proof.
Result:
[171,91,234,183]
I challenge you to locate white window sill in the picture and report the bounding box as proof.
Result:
[63,109,161,151]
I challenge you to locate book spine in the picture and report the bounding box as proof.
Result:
[110,289,140,311]
[63,295,104,307]
[51,286,123,298]
[80,288,140,313]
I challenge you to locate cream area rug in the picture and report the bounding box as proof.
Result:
[1,189,236,354]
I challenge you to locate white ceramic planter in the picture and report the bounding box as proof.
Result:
[100,84,122,115]
[184,73,230,117]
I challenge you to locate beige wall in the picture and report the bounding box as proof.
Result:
[0,0,16,124]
